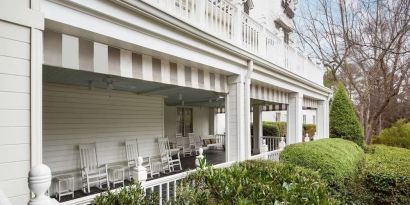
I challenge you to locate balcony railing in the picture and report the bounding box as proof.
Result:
[140,0,324,85]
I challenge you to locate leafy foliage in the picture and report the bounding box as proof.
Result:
[177,160,334,205]
[280,138,364,199]
[373,119,410,149]
[262,121,279,136]
[361,145,410,204]
[329,83,364,146]
[93,181,158,205]
[303,124,316,138]
[251,121,285,137]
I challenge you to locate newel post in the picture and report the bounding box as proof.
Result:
[260,139,269,159]
[133,157,147,183]
[195,148,204,167]
[232,2,243,46]
[28,164,54,205]
[279,137,286,150]
[196,0,206,26]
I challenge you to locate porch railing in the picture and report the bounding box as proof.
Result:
[136,0,323,85]
[263,136,286,151]
[29,151,281,205]
[249,149,282,161]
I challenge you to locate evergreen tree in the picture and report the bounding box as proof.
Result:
[330,83,364,146]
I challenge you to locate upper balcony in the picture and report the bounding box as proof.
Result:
[136,0,325,86]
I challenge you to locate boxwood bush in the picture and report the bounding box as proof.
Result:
[93,181,158,205]
[177,160,334,205]
[329,83,364,146]
[362,145,410,204]
[373,119,410,149]
[280,138,364,199]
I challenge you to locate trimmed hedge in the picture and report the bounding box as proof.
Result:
[178,160,334,204]
[329,83,364,146]
[280,138,364,188]
[262,121,279,136]
[373,119,410,149]
[362,145,410,204]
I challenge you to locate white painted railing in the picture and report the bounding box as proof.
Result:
[31,151,281,205]
[241,12,262,53]
[138,0,324,85]
[262,136,284,151]
[249,149,282,161]
[204,0,236,40]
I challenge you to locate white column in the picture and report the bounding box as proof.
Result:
[287,93,303,144]
[316,99,329,139]
[252,104,262,154]
[225,74,248,162]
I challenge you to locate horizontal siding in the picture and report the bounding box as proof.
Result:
[43,83,164,174]
[0,20,31,204]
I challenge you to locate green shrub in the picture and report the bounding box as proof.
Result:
[329,83,364,146]
[251,121,283,137]
[280,138,364,198]
[361,145,410,204]
[177,160,334,205]
[303,124,316,138]
[373,119,410,149]
[93,181,158,205]
[273,122,287,137]
[262,121,279,136]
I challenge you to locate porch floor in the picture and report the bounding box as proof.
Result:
[54,149,225,202]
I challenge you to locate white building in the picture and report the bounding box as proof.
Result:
[0,0,331,204]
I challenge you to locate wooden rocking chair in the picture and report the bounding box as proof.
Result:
[79,143,109,193]
[125,139,156,179]
[158,137,182,173]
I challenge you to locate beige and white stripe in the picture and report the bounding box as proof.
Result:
[303,97,319,109]
[43,30,228,93]
[250,83,289,104]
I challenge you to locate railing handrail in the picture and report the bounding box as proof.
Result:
[137,0,324,84]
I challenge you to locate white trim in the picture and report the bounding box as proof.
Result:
[30,28,43,166]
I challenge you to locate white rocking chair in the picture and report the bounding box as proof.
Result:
[189,133,202,155]
[177,136,192,157]
[125,139,156,179]
[79,143,109,193]
[158,137,182,173]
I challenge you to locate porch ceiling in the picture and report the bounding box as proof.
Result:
[43,66,225,107]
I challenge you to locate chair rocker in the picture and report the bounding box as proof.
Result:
[79,143,109,194]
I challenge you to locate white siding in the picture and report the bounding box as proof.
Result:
[0,20,31,204]
[43,83,164,174]
[193,107,210,136]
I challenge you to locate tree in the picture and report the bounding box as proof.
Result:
[330,83,363,146]
[295,0,410,143]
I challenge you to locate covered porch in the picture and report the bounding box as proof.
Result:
[42,33,230,202]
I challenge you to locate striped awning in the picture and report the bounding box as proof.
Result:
[43,30,228,93]
[303,97,319,109]
[250,83,289,104]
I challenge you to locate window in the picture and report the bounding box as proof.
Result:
[177,107,193,137]
[303,114,307,124]
[275,112,281,122]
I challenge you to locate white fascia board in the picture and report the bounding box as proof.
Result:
[252,70,328,100]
